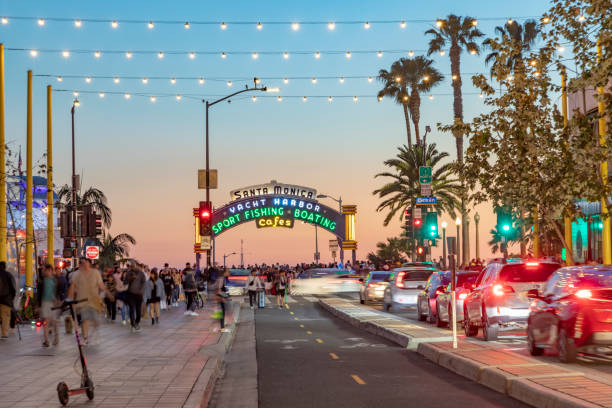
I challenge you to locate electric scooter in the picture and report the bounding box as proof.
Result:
[52,298,95,406]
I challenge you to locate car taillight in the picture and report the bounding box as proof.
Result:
[396,272,406,288]
[435,288,445,295]
[368,282,380,288]
[459,293,468,300]
[526,262,539,267]
[492,284,514,296]
[575,289,592,299]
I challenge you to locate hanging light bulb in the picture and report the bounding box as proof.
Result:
[378,95,383,101]
[74,19,82,28]
[368,76,373,83]
[85,77,91,83]
[328,22,335,30]
[440,50,446,56]
[353,96,359,101]
[124,93,131,99]
[534,71,541,77]
[62,50,70,58]
[292,21,299,31]
[408,50,414,56]
[283,78,289,84]
[57,76,62,82]
[472,19,478,26]
[340,77,345,83]
[364,21,370,29]
[111,20,118,28]
[221,52,227,59]
[400,21,406,28]
[470,49,477,55]
[507,74,514,81]
[157,51,164,59]
[403,95,408,102]
[148,21,154,29]
[142,77,148,84]
[94,51,101,58]
[114,77,120,84]
[328,96,333,102]
[377,51,383,58]
[530,59,537,66]
[220,22,227,30]
[578,15,586,22]
[395,76,401,82]
[302,96,307,102]
[1,17,8,25]
[37,18,45,26]
[452,74,458,80]
[436,19,443,28]
[30,49,38,57]
[72,92,79,98]
[558,45,565,53]
[98,92,105,98]
[150,96,156,102]
[479,93,484,98]
[252,52,259,59]
[345,51,351,58]
[257,22,262,30]
[314,51,321,59]
[189,52,196,59]
[125,51,133,59]
[176,94,182,101]
[184,21,190,29]
[423,75,429,81]
[542,16,550,24]
[170,78,176,84]
[429,95,434,100]
[283,51,289,59]
[227,81,232,86]
[312,77,317,84]
[507,18,514,25]
[199,77,205,84]
[252,96,257,102]
[277,96,283,102]
[254,78,261,84]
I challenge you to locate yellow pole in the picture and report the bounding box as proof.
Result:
[46,85,53,265]
[25,70,33,289]
[561,69,574,266]
[597,42,611,264]
[0,44,6,263]
[533,208,540,258]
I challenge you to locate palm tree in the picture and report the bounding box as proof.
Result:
[425,14,483,263]
[98,232,136,269]
[57,185,112,228]
[378,62,413,146]
[373,142,460,226]
[483,20,539,78]
[367,237,409,266]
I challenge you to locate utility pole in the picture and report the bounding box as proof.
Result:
[474,213,480,260]
[240,239,244,267]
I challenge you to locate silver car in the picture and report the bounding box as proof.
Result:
[383,267,436,311]
[436,271,480,326]
[359,271,391,304]
[463,260,561,341]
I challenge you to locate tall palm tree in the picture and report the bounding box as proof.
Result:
[378,62,413,146]
[425,14,483,263]
[483,20,539,78]
[367,237,409,265]
[373,142,460,226]
[98,232,136,269]
[57,185,112,228]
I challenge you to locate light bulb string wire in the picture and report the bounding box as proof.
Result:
[9,47,427,55]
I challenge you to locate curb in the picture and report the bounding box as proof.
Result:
[183,301,242,408]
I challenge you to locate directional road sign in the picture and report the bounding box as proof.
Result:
[419,166,432,184]
[416,196,437,205]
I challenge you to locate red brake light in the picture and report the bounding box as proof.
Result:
[526,262,539,267]
[493,284,514,296]
[367,282,380,288]
[459,293,468,300]
[435,288,445,295]
[575,289,592,299]
[396,272,406,288]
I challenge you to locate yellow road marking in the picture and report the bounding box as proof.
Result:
[285,304,290,309]
[299,324,304,328]
[290,312,294,315]
[329,353,339,360]
[351,375,366,385]
[315,338,323,344]
[294,317,299,320]
[306,331,312,335]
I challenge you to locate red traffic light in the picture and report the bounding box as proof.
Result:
[414,218,422,226]
[200,210,210,218]
[417,246,424,255]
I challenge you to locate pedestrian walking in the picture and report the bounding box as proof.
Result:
[172,269,181,306]
[67,258,114,345]
[246,270,258,309]
[160,264,174,308]
[145,269,164,325]
[0,262,15,340]
[126,262,146,332]
[115,268,128,325]
[182,267,198,316]
[275,271,288,309]
[216,269,230,332]
[255,271,266,308]
[37,264,64,347]
[103,269,118,322]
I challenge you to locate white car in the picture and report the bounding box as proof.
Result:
[383,267,436,311]
[291,268,360,295]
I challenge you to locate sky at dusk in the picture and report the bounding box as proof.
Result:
[0,1,553,268]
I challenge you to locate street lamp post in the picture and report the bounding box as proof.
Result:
[441,221,448,269]
[316,194,343,263]
[223,252,237,268]
[455,217,461,268]
[203,79,279,267]
[70,99,80,264]
[474,213,480,261]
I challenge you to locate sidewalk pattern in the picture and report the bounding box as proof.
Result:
[0,303,236,408]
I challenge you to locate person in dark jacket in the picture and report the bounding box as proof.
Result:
[0,261,16,339]
[182,267,198,316]
[37,264,64,346]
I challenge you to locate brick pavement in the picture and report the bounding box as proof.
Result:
[0,301,236,408]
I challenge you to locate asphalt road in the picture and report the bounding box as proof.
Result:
[255,297,529,408]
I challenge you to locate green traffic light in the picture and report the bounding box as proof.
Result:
[502,224,510,232]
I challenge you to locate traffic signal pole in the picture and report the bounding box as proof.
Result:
[25,70,33,291]
[47,85,53,265]
[597,41,611,264]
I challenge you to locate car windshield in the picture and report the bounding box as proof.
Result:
[571,269,612,288]
[499,263,560,283]
[403,270,434,281]
[369,273,390,282]
[457,273,479,286]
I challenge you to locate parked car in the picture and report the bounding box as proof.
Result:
[226,268,251,296]
[359,271,392,304]
[401,262,436,268]
[291,268,360,295]
[417,271,450,324]
[463,260,561,341]
[436,270,481,326]
[383,267,436,311]
[527,265,612,363]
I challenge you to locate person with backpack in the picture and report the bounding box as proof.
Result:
[145,269,164,325]
[255,270,266,309]
[0,261,16,340]
[275,271,288,309]
[37,264,65,347]
[125,262,146,332]
[182,267,198,316]
[246,269,258,309]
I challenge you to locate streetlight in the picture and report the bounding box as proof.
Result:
[474,213,480,261]
[455,217,461,267]
[441,221,448,269]
[203,78,279,267]
[223,252,237,268]
[70,99,80,263]
[316,194,343,264]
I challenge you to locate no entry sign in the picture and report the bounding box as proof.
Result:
[85,246,100,260]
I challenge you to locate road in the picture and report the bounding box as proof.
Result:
[255,297,528,408]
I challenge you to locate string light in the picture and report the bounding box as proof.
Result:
[111,20,118,28]
[30,49,38,57]
[283,78,289,84]
[94,51,101,58]
[378,96,383,101]
[170,78,176,84]
[328,96,333,102]
[423,75,429,81]
[73,91,79,97]
[221,52,227,59]
[408,51,414,56]
[578,15,586,22]
[429,95,434,100]
[184,21,190,29]
[368,76,373,83]
[558,45,565,53]
[227,81,232,86]
[124,93,131,99]
[400,21,406,28]
[312,77,317,84]
[534,71,541,77]
[302,96,307,102]
[292,22,299,31]
[346,51,351,58]
[257,22,262,30]
[37,18,45,26]
[199,77,205,84]
[472,19,478,26]
[435,20,443,28]
[364,21,370,29]
[150,96,156,102]
[57,76,62,82]
[452,74,458,80]
[530,60,537,66]
[142,77,148,84]
[340,77,345,83]
[85,77,91,83]
[125,51,133,59]
[157,51,164,59]
[353,96,359,101]
[315,51,321,59]
[176,94,181,101]
[507,74,513,81]
[62,50,70,58]
[1,17,8,25]
[277,96,283,102]
[479,93,483,98]
[189,52,196,59]
[283,52,289,59]
[542,16,550,24]
[98,92,105,98]
[507,19,514,24]
[377,51,383,58]
[440,50,445,56]
[114,77,120,83]
[252,52,259,59]
[148,21,154,29]
[220,22,227,30]
[252,96,257,102]
[328,22,335,30]
[403,95,408,101]
[74,19,82,28]
[470,49,477,55]
[254,78,261,84]
[395,76,401,82]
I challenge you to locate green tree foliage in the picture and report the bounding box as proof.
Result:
[483,20,540,76]
[57,185,112,228]
[98,233,136,269]
[367,237,409,266]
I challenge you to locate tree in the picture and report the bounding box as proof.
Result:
[483,20,540,77]
[373,142,460,226]
[378,62,413,146]
[425,14,483,264]
[57,185,112,228]
[98,233,136,269]
[367,237,408,266]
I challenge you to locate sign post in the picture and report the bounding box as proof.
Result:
[85,246,100,260]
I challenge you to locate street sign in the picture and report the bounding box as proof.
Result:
[419,166,432,184]
[329,239,339,251]
[85,246,100,260]
[198,169,218,189]
[201,236,212,250]
[420,183,432,196]
[414,207,422,219]
[416,196,437,205]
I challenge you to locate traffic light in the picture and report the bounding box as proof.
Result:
[496,207,514,237]
[199,201,213,236]
[404,208,413,237]
[417,246,424,255]
[413,217,423,238]
[85,207,103,237]
[425,212,439,238]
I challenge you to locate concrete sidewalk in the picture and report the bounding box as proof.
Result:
[320,297,612,408]
[0,300,240,408]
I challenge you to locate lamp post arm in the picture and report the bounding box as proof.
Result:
[205,87,267,108]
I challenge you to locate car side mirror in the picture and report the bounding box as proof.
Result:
[526,289,540,299]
